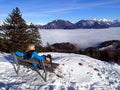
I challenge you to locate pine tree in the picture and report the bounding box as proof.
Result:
[28,23,41,46]
[2,7,41,52]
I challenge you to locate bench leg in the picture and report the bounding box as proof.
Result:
[11,53,20,75]
[16,64,20,75]
[39,61,47,81]
[42,61,47,81]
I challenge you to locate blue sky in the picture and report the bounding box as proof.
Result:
[0,0,120,25]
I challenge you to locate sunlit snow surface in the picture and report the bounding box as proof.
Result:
[0,27,120,89]
[0,52,120,90]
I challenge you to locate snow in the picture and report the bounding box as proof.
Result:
[39,27,120,49]
[99,44,117,51]
[0,27,120,89]
[0,52,120,90]
[93,18,112,22]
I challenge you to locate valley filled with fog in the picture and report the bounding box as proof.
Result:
[39,27,120,49]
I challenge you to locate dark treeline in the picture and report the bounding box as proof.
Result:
[44,40,120,65]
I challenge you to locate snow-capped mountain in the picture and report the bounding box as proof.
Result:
[39,19,74,29]
[0,52,120,89]
[75,19,112,29]
[93,18,112,22]
[1,19,120,29]
[37,19,120,29]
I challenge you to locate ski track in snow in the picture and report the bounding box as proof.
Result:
[0,53,120,90]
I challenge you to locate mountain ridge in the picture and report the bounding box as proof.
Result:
[37,19,120,29]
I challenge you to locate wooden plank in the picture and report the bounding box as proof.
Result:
[18,58,40,64]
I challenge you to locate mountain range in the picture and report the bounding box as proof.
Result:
[37,19,120,29]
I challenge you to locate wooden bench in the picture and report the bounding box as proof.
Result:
[11,53,48,81]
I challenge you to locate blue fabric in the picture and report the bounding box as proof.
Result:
[15,51,45,67]
[31,51,45,61]
[31,51,45,67]
[15,51,25,57]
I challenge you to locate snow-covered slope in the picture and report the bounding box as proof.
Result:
[0,52,120,90]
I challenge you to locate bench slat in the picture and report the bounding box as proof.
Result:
[18,59,41,64]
